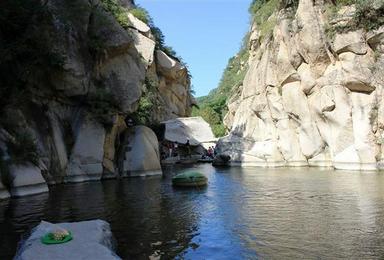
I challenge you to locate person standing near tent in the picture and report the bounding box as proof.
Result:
[174,142,178,157]
[208,147,213,158]
[168,142,173,158]
[185,139,191,158]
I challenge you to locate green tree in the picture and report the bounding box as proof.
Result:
[130,7,151,24]
[100,0,131,28]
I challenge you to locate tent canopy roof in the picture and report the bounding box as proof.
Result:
[161,117,217,147]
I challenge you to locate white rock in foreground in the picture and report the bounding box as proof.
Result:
[14,220,120,260]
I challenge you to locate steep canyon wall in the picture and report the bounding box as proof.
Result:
[0,0,194,197]
[218,0,384,171]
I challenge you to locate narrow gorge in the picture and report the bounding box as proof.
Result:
[214,0,384,171]
[0,0,195,198]
[3,1,384,259]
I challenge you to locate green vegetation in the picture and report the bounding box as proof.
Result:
[132,77,158,125]
[325,0,384,40]
[95,3,192,124]
[192,104,227,137]
[87,86,119,127]
[128,5,189,71]
[353,0,384,31]
[193,45,249,137]
[135,95,155,125]
[130,7,151,24]
[129,5,192,82]
[97,2,186,64]
[249,0,300,39]
[152,27,179,60]
[250,0,279,39]
[194,0,301,137]
[100,0,131,28]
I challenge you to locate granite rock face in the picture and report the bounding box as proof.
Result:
[120,126,162,177]
[66,115,106,183]
[0,0,193,196]
[219,1,384,171]
[8,164,49,197]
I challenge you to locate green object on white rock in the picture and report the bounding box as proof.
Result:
[41,229,72,245]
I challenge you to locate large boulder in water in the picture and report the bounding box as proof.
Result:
[14,220,120,260]
[212,154,231,167]
[121,126,162,177]
[66,116,106,183]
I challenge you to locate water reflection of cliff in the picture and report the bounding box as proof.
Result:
[0,192,49,259]
[238,168,384,259]
[3,166,384,259]
[0,169,203,259]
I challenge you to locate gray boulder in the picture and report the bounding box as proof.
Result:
[121,126,162,177]
[14,220,120,260]
[8,164,48,197]
[66,116,106,183]
[212,154,231,167]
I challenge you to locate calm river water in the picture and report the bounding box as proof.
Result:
[1,164,384,259]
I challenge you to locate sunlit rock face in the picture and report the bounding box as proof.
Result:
[120,126,162,177]
[219,0,384,171]
[0,0,193,196]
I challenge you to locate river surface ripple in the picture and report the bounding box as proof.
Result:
[1,165,384,259]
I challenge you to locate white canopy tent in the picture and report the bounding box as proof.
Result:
[161,117,217,149]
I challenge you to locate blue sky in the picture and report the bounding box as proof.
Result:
[135,0,251,97]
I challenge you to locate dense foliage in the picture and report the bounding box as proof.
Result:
[130,7,151,24]
[326,0,384,40]
[132,77,157,125]
[249,0,279,39]
[100,0,131,28]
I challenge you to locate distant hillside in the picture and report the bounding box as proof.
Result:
[192,39,250,137]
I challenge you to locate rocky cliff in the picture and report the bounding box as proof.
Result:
[0,0,194,197]
[218,0,384,171]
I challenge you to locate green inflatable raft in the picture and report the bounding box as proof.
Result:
[172,171,208,187]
